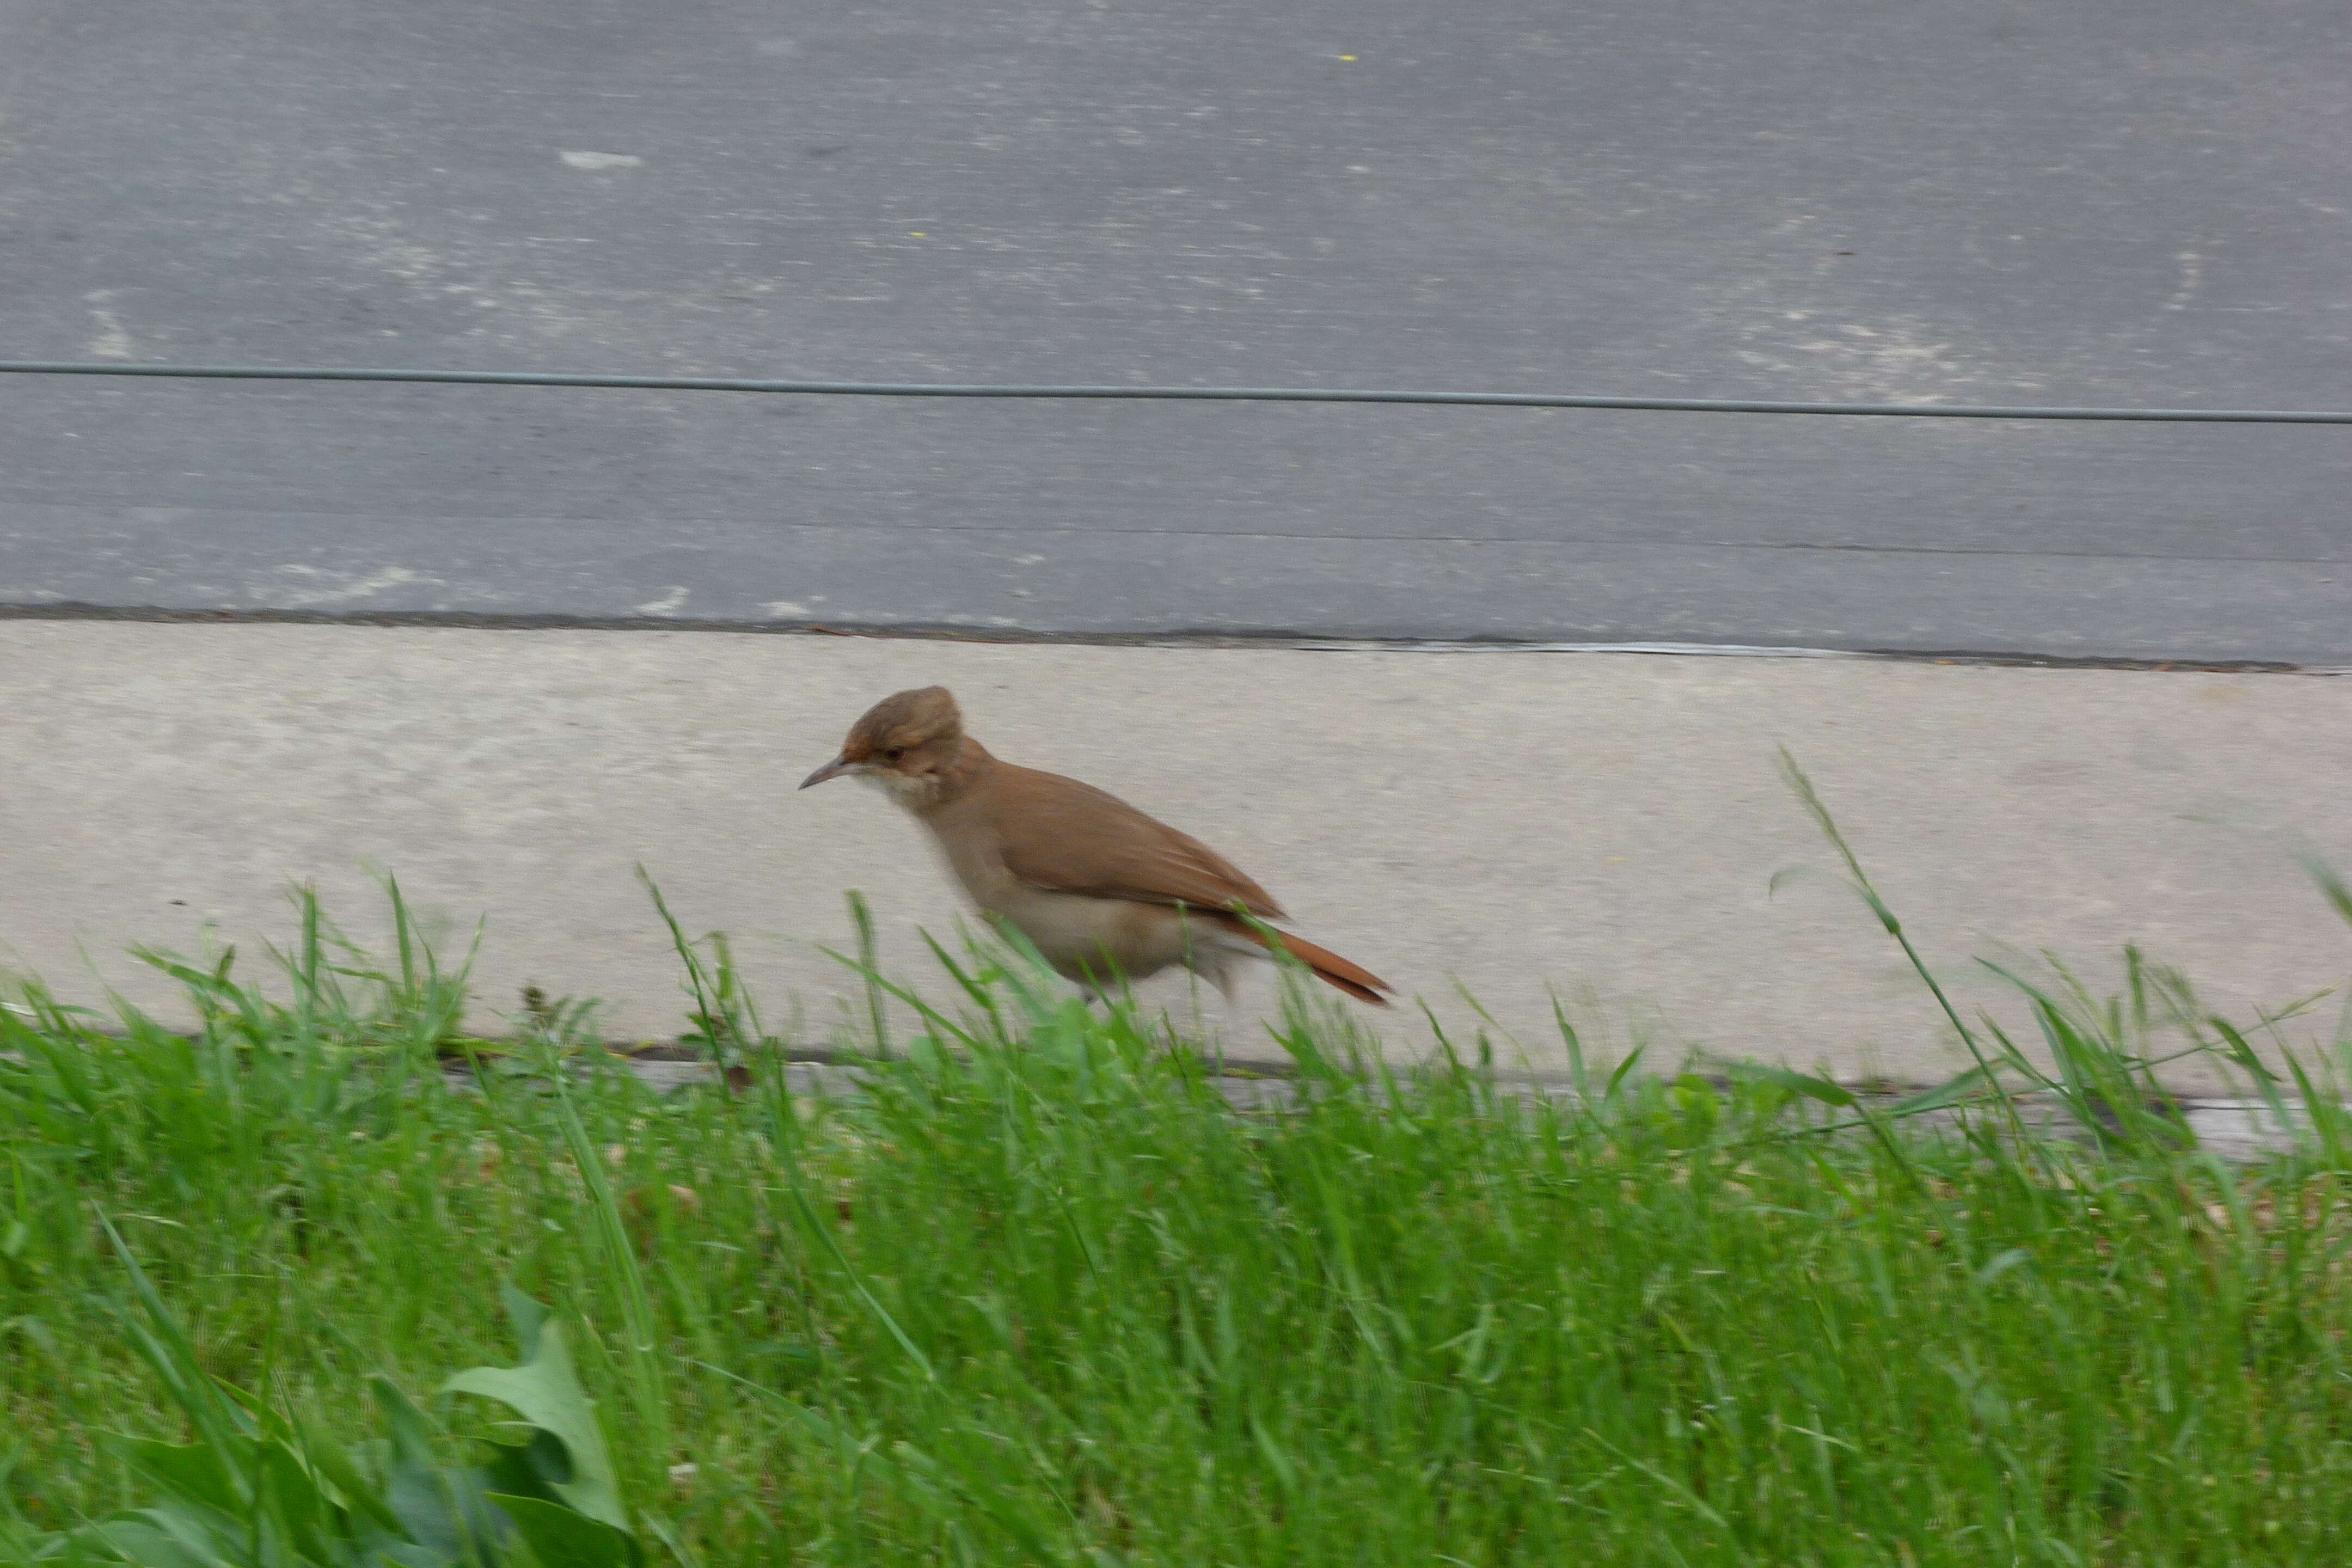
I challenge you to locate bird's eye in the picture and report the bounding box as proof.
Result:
[883,746,905,762]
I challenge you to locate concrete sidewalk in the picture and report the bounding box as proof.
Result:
[4,621,2348,1091]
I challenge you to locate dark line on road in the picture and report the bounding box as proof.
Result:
[5,359,2351,424]
[0,603,2332,674]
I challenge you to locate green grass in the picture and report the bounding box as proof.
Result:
[6,861,2352,1563]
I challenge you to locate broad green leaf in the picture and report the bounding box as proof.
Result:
[479,1429,571,1510]
[93,1505,238,1568]
[440,1320,627,1532]
[110,1439,246,1521]
[45,1516,218,1568]
[365,1377,440,1474]
[366,1379,506,1565]
[500,1288,549,1363]
[484,1495,641,1568]
[284,1418,408,1539]
[254,1441,336,1558]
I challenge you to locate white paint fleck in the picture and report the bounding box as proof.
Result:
[635,585,690,617]
[761,599,810,617]
[560,150,642,171]
[83,290,133,359]
[2163,250,2204,312]
[271,565,429,605]
[1731,308,2032,403]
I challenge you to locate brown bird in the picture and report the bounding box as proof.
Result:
[800,686,1391,1006]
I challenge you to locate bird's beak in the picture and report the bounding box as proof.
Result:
[799,754,855,791]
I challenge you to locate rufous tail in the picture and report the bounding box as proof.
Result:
[1217,916,1393,1006]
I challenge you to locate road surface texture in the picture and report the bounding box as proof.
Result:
[6,622,2348,1092]
[5,7,2350,1087]
[1,1,2348,658]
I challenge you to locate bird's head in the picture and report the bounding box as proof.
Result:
[800,685,968,807]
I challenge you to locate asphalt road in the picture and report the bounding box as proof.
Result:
[2,1,2348,658]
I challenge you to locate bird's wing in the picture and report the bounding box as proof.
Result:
[988,764,1288,920]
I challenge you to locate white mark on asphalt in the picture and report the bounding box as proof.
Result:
[559,151,643,170]
[272,565,428,605]
[83,290,133,359]
[635,586,690,617]
[2163,251,2204,311]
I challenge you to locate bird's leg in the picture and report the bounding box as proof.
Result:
[1069,953,1124,1016]
[1178,948,1241,1070]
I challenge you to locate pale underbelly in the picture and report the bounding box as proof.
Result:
[983,884,1255,985]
